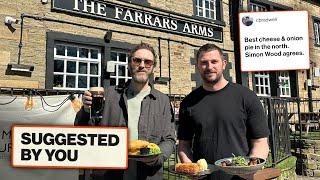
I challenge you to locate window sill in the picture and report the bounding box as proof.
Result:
[192,16,226,26]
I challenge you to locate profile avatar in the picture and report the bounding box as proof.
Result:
[242,16,253,26]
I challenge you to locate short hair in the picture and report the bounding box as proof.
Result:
[129,42,157,67]
[196,43,224,63]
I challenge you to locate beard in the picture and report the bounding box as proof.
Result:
[201,70,223,85]
[129,66,152,84]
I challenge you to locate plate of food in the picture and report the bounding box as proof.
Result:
[128,140,161,159]
[169,159,217,177]
[214,155,266,175]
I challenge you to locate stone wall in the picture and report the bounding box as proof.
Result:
[292,139,320,177]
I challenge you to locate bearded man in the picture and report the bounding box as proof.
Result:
[177,43,269,180]
[75,43,175,180]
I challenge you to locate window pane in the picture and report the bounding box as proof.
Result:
[266,88,269,95]
[91,49,98,59]
[66,76,75,88]
[255,85,259,93]
[210,1,214,8]
[53,75,63,87]
[56,45,65,56]
[210,10,215,19]
[206,9,210,18]
[118,78,125,85]
[90,63,99,75]
[90,77,98,87]
[78,76,87,88]
[198,8,203,16]
[198,0,203,7]
[67,46,77,57]
[119,65,126,76]
[110,78,116,86]
[67,61,76,73]
[79,62,87,74]
[79,48,89,58]
[205,0,210,8]
[111,52,117,61]
[119,53,127,62]
[54,60,64,72]
[314,22,319,45]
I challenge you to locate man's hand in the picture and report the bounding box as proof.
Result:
[82,91,92,112]
[178,140,193,163]
[250,137,269,160]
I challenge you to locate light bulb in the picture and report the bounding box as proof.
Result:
[24,96,34,111]
[69,94,82,112]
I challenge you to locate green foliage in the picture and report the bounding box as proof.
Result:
[275,156,297,170]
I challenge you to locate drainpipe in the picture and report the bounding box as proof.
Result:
[158,37,162,77]
[17,13,25,65]
[306,69,313,112]
[167,39,171,95]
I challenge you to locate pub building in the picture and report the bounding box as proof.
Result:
[0,0,320,179]
[0,0,320,103]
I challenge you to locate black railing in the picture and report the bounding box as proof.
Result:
[259,97,292,167]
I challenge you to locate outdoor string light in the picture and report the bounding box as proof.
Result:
[68,93,82,112]
[24,90,34,111]
[0,88,83,112]
[34,91,81,113]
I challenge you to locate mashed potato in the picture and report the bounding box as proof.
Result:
[197,159,208,171]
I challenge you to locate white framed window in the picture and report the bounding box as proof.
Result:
[254,72,271,97]
[279,71,291,97]
[53,43,101,90]
[109,50,131,86]
[196,0,217,20]
[249,2,267,12]
[314,20,320,46]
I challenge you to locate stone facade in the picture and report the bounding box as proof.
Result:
[292,139,320,177]
[0,0,319,98]
[0,0,229,95]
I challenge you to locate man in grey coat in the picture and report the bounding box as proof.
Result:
[75,43,176,180]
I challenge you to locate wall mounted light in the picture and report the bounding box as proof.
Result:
[154,77,171,85]
[41,0,48,4]
[4,16,19,25]
[7,63,34,72]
